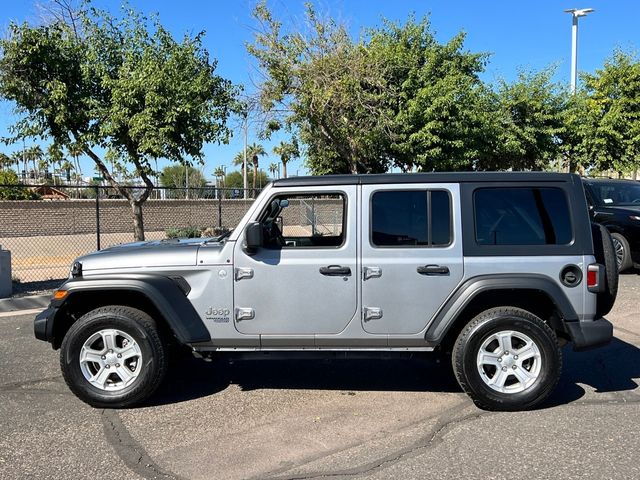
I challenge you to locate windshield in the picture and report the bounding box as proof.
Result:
[588,182,640,206]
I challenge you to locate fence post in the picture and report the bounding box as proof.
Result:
[218,194,223,229]
[95,185,101,251]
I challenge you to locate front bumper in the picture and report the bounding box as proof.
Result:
[34,306,58,343]
[565,318,613,351]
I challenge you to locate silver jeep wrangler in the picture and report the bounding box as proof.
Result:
[35,172,617,410]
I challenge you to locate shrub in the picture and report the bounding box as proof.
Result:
[0,170,40,200]
[165,226,202,239]
[201,226,231,238]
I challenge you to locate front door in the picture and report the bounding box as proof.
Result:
[360,184,464,335]
[233,186,357,335]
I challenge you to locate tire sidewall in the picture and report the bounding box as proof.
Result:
[611,232,632,272]
[61,310,162,407]
[460,314,560,410]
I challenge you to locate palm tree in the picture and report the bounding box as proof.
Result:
[10,151,24,179]
[233,143,266,191]
[26,146,44,182]
[273,139,299,179]
[213,166,226,188]
[0,153,11,172]
[60,160,75,183]
[268,162,279,179]
[37,157,49,182]
[67,143,84,187]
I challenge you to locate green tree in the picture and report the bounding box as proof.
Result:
[484,69,566,171]
[248,2,398,174]
[224,170,268,192]
[272,139,299,178]
[160,164,206,198]
[0,1,238,240]
[367,17,491,172]
[558,91,591,173]
[582,49,640,178]
[249,5,496,174]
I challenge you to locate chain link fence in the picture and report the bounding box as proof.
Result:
[0,184,259,290]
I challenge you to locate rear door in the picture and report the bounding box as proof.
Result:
[360,183,463,334]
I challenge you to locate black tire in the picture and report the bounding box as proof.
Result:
[60,306,167,408]
[611,232,633,273]
[452,307,562,411]
[591,223,619,317]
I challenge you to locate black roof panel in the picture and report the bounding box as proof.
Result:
[272,172,577,187]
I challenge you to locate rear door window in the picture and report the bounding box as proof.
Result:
[371,190,451,247]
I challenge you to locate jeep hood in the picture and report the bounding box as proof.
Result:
[76,238,223,272]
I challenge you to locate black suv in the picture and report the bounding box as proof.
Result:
[583,178,640,272]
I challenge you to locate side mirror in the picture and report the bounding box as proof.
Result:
[244,222,263,253]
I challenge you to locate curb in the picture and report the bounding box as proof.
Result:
[0,294,50,314]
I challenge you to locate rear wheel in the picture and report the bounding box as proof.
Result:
[60,306,167,408]
[611,232,633,272]
[452,307,561,411]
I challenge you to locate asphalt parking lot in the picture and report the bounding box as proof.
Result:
[1,275,639,480]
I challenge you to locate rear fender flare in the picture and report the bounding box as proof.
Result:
[425,274,579,343]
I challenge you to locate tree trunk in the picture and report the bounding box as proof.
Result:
[131,201,145,241]
[82,145,154,242]
[282,161,288,178]
[633,169,638,181]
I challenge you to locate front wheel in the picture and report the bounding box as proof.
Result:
[452,307,561,411]
[60,306,168,408]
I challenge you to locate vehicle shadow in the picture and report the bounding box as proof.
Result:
[147,353,460,407]
[146,336,640,408]
[543,336,640,408]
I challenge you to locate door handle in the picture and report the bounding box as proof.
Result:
[417,265,450,276]
[319,265,351,276]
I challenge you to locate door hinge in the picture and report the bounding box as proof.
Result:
[235,308,255,321]
[363,266,382,280]
[363,307,383,322]
[235,268,254,281]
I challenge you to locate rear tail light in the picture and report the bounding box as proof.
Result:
[587,264,605,293]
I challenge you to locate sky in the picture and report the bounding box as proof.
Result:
[1,0,639,182]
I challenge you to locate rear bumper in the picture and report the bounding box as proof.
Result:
[565,318,613,351]
[34,306,57,343]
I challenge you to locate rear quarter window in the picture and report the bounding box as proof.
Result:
[474,187,573,245]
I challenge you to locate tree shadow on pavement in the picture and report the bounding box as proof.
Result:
[543,336,640,408]
[147,353,461,407]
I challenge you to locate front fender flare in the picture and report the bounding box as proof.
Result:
[52,274,210,344]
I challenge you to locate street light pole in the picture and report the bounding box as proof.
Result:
[243,115,248,199]
[565,8,595,94]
